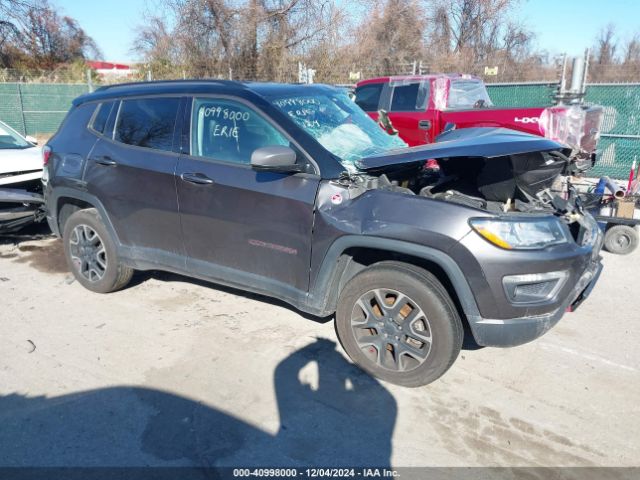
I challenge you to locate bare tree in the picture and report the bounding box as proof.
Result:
[594,24,617,65]
[0,0,35,67]
[623,33,640,65]
[1,0,101,69]
[369,0,425,72]
[424,0,531,57]
[133,0,341,80]
[130,0,636,84]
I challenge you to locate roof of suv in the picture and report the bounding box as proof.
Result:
[73,80,343,106]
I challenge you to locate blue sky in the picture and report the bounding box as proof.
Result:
[55,0,640,63]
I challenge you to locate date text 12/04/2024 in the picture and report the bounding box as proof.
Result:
[232,468,400,478]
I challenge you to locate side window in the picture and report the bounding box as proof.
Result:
[354,83,383,112]
[447,80,493,109]
[191,98,289,165]
[390,82,429,112]
[90,101,115,134]
[114,97,180,151]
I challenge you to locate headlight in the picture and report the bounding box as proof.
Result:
[469,217,569,250]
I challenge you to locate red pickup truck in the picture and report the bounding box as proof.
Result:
[354,74,602,170]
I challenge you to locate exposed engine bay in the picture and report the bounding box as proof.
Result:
[346,128,587,210]
[337,131,597,247]
[349,150,574,214]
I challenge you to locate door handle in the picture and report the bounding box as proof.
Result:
[180,172,215,185]
[92,155,117,166]
[418,120,432,130]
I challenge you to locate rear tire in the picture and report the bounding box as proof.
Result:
[604,225,638,255]
[62,208,133,293]
[335,261,463,387]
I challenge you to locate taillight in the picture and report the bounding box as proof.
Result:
[42,145,52,166]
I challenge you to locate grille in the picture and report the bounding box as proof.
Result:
[514,281,555,297]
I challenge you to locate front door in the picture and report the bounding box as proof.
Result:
[386,80,435,146]
[176,97,319,296]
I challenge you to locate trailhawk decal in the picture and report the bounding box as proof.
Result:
[248,239,298,255]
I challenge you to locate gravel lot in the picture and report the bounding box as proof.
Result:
[0,225,639,474]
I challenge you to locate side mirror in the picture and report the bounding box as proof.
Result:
[251,146,302,173]
[25,135,38,145]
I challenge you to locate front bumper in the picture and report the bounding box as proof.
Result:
[469,257,603,347]
[0,188,45,233]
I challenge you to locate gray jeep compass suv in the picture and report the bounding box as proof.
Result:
[43,80,603,386]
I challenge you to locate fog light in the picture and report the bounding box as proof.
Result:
[503,271,568,305]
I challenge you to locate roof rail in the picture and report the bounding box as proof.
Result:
[94,78,243,92]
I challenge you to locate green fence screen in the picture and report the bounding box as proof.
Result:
[1,81,638,180]
[0,83,89,137]
[486,82,556,108]
[584,84,640,179]
[487,82,640,180]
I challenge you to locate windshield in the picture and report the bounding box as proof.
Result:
[272,91,407,170]
[0,122,32,150]
[447,79,493,109]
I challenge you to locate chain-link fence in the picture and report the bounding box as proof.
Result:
[1,71,638,180]
[485,82,640,179]
[0,82,90,137]
[585,84,640,179]
[163,59,638,85]
[486,82,556,107]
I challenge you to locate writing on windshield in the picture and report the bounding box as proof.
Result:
[272,92,406,169]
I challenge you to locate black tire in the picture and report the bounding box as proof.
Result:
[604,225,639,255]
[62,208,133,293]
[335,261,463,387]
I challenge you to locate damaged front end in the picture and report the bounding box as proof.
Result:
[341,128,599,246]
[0,188,45,233]
[316,126,602,347]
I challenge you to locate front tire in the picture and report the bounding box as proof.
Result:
[335,261,463,387]
[62,208,133,293]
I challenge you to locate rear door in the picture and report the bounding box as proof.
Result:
[84,96,184,258]
[175,96,319,295]
[385,80,435,146]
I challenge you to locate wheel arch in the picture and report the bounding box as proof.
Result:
[308,236,481,323]
[49,188,121,245]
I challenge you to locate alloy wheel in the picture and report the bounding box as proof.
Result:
[350,288,433,372]
[69,224,107,282]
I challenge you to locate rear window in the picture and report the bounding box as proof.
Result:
[390,82,429,112]
[114,97,180,151]
[447,80,493,109]
[90,101,115,134]
[354,83,383,112]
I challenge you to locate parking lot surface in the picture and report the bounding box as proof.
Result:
[1,226,639,471]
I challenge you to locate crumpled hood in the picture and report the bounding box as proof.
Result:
[356,127,568,172]
[0,146,43,175]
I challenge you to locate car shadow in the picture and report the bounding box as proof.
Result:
[0,338,397,468]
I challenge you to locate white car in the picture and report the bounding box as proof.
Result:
[0,121,45,232]
[0,121,42,187]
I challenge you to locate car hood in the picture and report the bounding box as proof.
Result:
[0,146,43,175]
[355,127,567,172]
